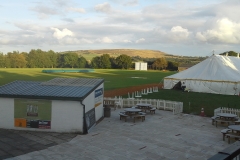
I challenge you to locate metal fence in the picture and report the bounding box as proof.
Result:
[103,97,183,115]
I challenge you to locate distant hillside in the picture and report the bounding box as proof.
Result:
[60,49,170,61]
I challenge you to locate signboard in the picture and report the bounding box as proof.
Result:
[85,108,96,130]
[95,88,103,108]
[14,99,52,129]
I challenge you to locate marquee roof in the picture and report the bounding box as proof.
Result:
[165,54,240,82]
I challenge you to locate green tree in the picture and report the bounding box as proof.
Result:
[91,56,101,68]
[63,52,79,68]
[115,54,132,69]
[100,54,111,69]
[0,53,5,68]
[47,50,58,68]
[152,57,168,70]
[167,61,179,71]
[220,51,238,57]
[77,56,87,68]
[7,51,27,68]
[109,57,117,69]
[27,49,50,68]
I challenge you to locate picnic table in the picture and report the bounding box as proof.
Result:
[136,103,152,112]
[136,103,157,114]
[215,113,238,127]
[226,125,240,143]
[124,108,141,116]
[217,113,237,120]
[120,108,145,123]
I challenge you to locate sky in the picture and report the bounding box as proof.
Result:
[0,0,240,56]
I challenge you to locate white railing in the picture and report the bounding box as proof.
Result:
[103,97,183,115]
[214,107,240,118]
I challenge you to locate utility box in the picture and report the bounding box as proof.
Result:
[104,107,111,117]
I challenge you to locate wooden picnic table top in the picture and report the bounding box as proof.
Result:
[228,125,240,132]
[217,113,237,118]
[124,108,141,112]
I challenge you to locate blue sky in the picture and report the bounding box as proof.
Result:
[0,0,240,56]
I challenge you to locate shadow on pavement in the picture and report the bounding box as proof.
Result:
[0,129,78,159]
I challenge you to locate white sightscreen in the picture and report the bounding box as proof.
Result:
[135,62,147,70]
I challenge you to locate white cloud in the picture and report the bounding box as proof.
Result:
[168,26,190,42]
[1,0,240,56]
[102,37,113,43]
[94,2,111,13]
[135,38,145,43]
[53,37,94,45]
[123,39,132,43]
[196,18,240,44]
[96,37,113,43]
[124,0,138,6]
[31,5,60,19]
[67,7,85,13]
[51,28,74,39]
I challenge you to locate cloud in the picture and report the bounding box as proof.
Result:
[196,18,240,44]
[31,5,60,18]
[168,26,190,41]
[50,0,68,7]
[57,37,92,44]
[94,2,111,13]
[123,0,138,6]
[67,7,85,13]
[61,18,75,22]
[1,0,240,56]
[123,39,132,43]
[135,38,145,43]
[51,28,74,39]
[102,37,113,43]
[95,37,113,43]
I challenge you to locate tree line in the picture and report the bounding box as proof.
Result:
[0,49,178,70]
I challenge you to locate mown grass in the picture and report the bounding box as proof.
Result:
[1,68,239,116]
[0,68,174,90]
[136,89,240,117]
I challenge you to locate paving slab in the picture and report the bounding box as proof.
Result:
[0,129,77,160]
[3,109,234,160]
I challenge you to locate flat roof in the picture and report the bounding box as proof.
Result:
[0,78,104,101]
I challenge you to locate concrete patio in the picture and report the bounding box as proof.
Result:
[7,109,231,160]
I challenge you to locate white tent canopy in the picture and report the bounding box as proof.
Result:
[164,54,240,95]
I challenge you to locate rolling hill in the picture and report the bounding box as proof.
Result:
[61,49,170,61]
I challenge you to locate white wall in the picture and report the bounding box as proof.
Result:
[141,63,147,70]
[51,100,83,133]
[0,98,84,133]
[135,62,147,70]
[0,98,14,128]
[135,62,140,70]
[83,83,104,122]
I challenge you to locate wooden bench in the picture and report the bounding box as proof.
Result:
[119,113,128,122]
[215,119,231,127]
[211,116,219,125]
[150,108,156,114]
[138,112,146,115]
[221,129,231,141]
[225,134,240,144]
[235,120,240,125]
[133,115,145,123]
